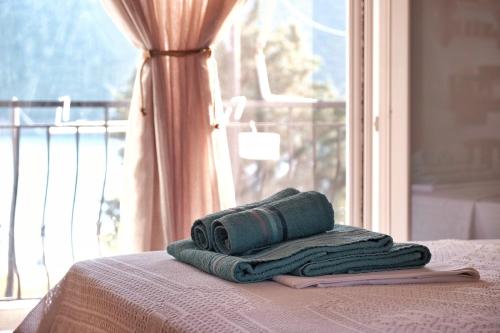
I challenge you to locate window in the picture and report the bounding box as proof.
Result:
[0,0,349,300]
[215,0,348,222]
[0,0,136,299]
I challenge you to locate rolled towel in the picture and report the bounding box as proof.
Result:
[191,188,300,251]
[212,191,334,255]
[167,225,396,283]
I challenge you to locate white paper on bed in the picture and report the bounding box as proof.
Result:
[272,264,480,288]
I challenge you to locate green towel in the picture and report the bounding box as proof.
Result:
[191,188,300,251]
[167,225,429,283]
[212,191,334,255]
[292,243,431,276]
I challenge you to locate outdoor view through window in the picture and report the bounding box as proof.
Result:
[0,0,347,299]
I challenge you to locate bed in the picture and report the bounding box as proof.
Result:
[16,239,500,333]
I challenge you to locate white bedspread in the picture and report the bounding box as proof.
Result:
[17,239,500,333]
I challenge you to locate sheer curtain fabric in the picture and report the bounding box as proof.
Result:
[102,0,240,251]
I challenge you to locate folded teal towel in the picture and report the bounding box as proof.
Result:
[191,188,300,251]
[212,191,334,255]
[292,243,431,276]
[168,225,428,283]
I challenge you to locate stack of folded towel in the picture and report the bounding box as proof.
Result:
[167,188,432,283]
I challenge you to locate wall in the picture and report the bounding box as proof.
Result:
[410,0,500,240]
[411,0,500,185]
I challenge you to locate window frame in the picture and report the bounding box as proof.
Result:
[371,0,410,241]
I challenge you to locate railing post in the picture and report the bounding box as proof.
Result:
[70,127,80,262]
[5,101,21,299]
[41,126,51,292]
[97,107,110,256]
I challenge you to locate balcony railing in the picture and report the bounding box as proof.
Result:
[0,99,345,300]
[1,100,128,300]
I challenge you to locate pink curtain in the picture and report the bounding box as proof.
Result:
[102,0,239,251]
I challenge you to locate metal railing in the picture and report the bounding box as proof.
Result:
[1,100,128,300]
[0,99,345,300]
